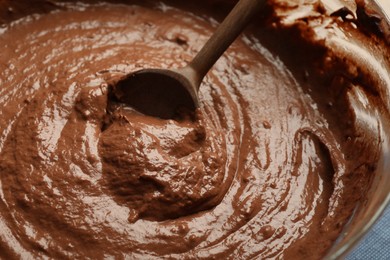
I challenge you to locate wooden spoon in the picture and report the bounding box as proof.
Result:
[115,0,266,119]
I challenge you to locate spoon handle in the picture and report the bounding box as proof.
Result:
[187,0,266,87]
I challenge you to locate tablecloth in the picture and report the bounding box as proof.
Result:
[346,205,390,260]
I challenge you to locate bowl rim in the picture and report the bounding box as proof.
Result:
[326,1,390,258]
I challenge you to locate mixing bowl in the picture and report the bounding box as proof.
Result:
[0,0,389,259]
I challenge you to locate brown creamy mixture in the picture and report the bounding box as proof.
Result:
[0,0,389,259]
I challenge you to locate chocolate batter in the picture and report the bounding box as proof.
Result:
[0,0,389,259]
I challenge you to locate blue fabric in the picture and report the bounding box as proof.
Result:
[346,205,390,260]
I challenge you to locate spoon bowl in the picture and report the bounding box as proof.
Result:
[114,68,199,119]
